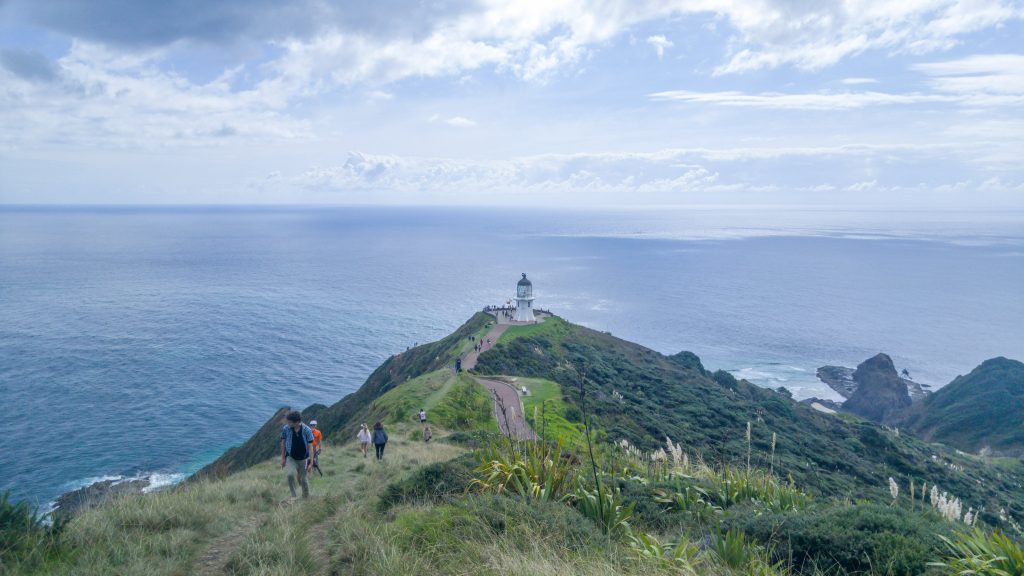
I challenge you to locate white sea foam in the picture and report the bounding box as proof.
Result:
[142,472,187,493]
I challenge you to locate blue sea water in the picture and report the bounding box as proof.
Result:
[1,206,1022,509]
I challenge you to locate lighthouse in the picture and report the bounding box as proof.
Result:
[514,273,536,322]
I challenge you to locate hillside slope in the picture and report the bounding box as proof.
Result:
[195,312,494,479]
[473,316,1024,515]
[902,357,1024,456]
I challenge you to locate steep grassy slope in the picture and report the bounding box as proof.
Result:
[195,312,494,479]
[473,316,1024,518]
[902,357,1024,456]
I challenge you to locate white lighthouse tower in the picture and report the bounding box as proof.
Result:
[514,273,536,322]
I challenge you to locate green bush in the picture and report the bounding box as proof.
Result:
[392,494,607,565]
[0,490,66,570]
[379,454,476,511]
[729,502,951,575]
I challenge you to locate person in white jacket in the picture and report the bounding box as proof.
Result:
[356,423,372,458]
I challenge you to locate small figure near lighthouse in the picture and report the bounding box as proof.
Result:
[514,273,536,323]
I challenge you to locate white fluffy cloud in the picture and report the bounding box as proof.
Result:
[646,35,674,59]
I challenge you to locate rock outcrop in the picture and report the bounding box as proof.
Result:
[840,353,913,425]
[817,362,930,402]
[53,477,150,518]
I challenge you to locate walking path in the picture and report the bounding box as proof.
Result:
[461,313,538,440]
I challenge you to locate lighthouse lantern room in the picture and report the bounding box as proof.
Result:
[514,273,536,322]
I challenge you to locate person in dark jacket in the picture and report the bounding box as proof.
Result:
[372,422,388,461]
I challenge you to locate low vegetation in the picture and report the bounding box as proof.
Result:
[7,313,1024,575]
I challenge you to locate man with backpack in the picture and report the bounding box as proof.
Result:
[280,410,315,498]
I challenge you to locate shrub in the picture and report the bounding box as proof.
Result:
[0,490,66,569]
[471,437,576,502]
[571,483,634,536]
[379,453,476,511]
[392,494,606,565]
[730,501,951,575]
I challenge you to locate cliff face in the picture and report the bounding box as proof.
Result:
[839,353,912,425]
[902,357,1024,456]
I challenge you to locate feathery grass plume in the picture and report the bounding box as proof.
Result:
[746,421,752,471]
[927,484,969,523]
[770,432,777,475]
[889,477,899,501]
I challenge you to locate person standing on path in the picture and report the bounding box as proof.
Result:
[310,420,324,476]
[423,426,432,443]
[372,422,388,461]
[280,410,315,498]
[356,423,372,458]
[418,409,427,425]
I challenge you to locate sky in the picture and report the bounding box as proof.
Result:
[0,0,1022,207]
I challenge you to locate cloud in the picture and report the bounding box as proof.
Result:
[5,0,1021,94]
[914,53,1024,94]
[444,116,477,127]
[711,0,1024,74]
[648,89,961,110]
[247,145,1022,208]
[0,48,59,82]
[428,114,478,127]
[0,40,309,150]
[841,77,878,85]
[646,35,673,59]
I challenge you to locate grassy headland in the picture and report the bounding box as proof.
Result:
[5,312,1023,576]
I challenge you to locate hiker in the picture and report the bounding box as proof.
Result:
[356,423,372,458]
[280,410,315,498]
[455,357,462,372]
[310,420,324,476]
[423,425,432,443]
[372,422,388,461]
[418,408,427,424]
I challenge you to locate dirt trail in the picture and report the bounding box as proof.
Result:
[194,516,258,576]
[461,314,537,440]
[459,322,508,371]
[477,377,537,440]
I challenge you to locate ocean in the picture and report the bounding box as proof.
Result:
[1,206,1022,510]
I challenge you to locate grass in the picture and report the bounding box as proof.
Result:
[368,368,461,425]
[494,315,571,346]
[12,426,464,575]
[432,373,499,432]
[517,377,586,445]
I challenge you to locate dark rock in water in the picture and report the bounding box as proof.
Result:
[816,366,857,399]
[841,353,912,425]
[53,477,150,518]
[818,362,931,402]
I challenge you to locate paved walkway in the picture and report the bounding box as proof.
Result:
[460,313,537,440]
